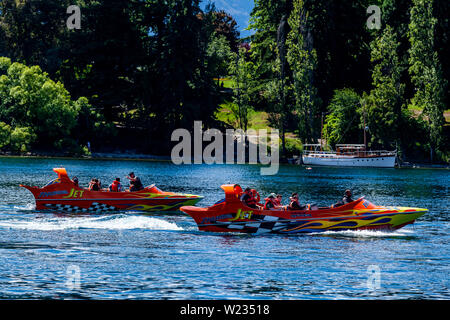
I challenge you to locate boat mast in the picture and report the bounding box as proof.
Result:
[320,112,324,151]
[363,101,367,150]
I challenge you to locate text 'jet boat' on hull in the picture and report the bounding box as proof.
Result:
[21,168,203,213]
[180,184,427,234]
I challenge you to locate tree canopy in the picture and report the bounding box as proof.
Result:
[0,0,447,161]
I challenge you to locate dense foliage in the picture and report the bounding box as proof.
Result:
[247,0,448,161]
[0,0,448,161]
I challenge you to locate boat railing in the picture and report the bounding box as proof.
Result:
[303,149,396,157]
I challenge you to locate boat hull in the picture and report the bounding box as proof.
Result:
[33,197,203,213]
[180,185,427,234]
[302,155,396,168]
[21,168,203,213]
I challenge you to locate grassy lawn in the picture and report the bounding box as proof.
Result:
[214,101,303,155]
[445,110,450,124]
[213,78,235,89]
[215,101,271,130]
[407,105,450,124]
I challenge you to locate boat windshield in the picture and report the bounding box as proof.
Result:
[44,178,61,187]
[361,199,375,209]
[214,198,225,205]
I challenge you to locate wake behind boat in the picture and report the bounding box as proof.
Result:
[21,168,203,212]
[180,184,427,234]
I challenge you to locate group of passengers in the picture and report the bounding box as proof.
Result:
[71,172,144,192]
[241,187,354,210]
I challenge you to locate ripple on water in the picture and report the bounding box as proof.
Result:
[0,159,448,299]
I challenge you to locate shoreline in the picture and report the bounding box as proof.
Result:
[0,152,448,169]
[0,152,172,162]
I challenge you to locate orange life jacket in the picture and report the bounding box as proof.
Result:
[110,180,120,192]
[264,197,276,210]
[246,195,257,206]
[250,189,260,204]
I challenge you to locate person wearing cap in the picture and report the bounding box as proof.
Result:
[333,189,354,207]
[127,172,144,191]
[288,193,305,210]
[342,189,354,204]
[263,193,278,210]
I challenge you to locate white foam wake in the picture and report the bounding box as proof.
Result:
[0,214,183,231]
[13,203,36,211]
[319,228,415,238]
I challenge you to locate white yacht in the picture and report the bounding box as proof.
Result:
[302,144,397,168]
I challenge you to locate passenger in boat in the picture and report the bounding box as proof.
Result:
[263,193,278,210]
[240,188,258,209]
[109,178,122,192]
[342,189,354,203]
[88,178,100,191]
[287,193,305,210]
[274,194,283,206]
[251,189,261,208]
[72,176,79,187]
[333,189,354,207]
[127,172,144,191]
[88,178,94,190]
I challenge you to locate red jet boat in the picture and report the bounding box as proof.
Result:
[21,168,203,213]
[180,184,427,234]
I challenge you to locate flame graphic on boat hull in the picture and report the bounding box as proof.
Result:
[21,168,203,213]
[181,184,428,234]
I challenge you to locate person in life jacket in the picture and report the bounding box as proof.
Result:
[342,189,353,203]
[274,194,283,206]
[287,193,305,210]
[88,178,101,191]
[240,187,258,209]
[264,193,278,210]
[333,189,354,207]
[127,172,144,191]
[109,178,122,192]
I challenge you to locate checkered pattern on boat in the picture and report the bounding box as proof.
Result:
[43,202,118,212]
[214,215,289,234]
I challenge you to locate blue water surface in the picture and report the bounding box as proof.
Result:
[0,157,448,299]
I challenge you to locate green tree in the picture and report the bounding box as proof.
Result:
[211,10,240,52]
[0,0,69,75]
[286,0,320,144]
[57,0,148,121]
[10,126,36,152]
[71,96,117,149]
[229,47,254,131]
[323,89,362,147]
[0,57,79,149]
[434,0,450,105]
[408,0,447,160]
[247,0,292,111]
[206,33,232,86]
[365,25,405,149]
[0,121,11,148]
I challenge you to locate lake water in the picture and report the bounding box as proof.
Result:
[0,157,448,299]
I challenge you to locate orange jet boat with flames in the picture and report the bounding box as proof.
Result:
[21,168,203,213]
[180,184,427,234]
